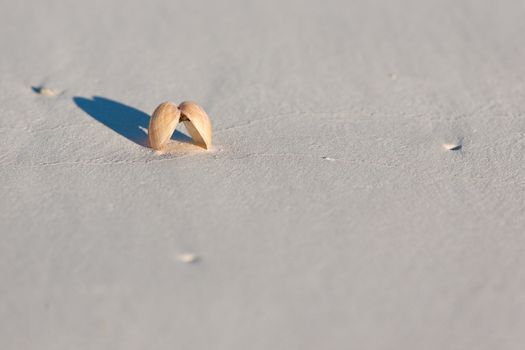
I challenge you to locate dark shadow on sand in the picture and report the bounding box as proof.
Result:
[73,96,191,147]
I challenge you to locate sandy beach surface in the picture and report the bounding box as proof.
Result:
[1,0,525,349]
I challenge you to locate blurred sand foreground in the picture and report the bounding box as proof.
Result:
[1,0,525,349]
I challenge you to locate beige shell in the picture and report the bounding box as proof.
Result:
[179,101,212,150]
[148,101,212,151]
[148,102,181,150]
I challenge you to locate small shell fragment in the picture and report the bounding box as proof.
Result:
[148,102,181,150]
[443,143,462,151]
[33,86,59,97]
[178,101,213,150]
[176,253,199,263]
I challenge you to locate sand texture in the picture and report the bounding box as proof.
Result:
[1,0,525,349]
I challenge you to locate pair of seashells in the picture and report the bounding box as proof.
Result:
[148,101,212,150]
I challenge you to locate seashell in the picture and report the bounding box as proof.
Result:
[176,253,199,263]
[178,101,212,150]
[148,101,212,151]
[148,102,181,150]
[33,86,60,97]
[443,143,462,151]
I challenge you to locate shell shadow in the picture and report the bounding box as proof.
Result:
[73,96,192,147]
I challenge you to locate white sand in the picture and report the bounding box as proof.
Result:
[1,0,525,349]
